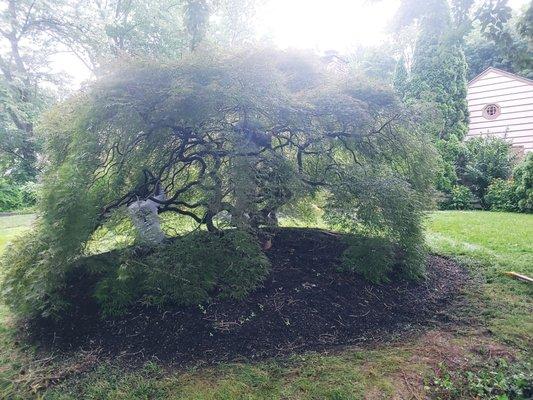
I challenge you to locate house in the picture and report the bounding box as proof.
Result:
[321,50,349,74]
[466,67,533,154]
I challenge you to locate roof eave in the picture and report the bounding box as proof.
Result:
[468,66,533,87]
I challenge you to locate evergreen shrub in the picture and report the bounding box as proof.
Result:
[513,153,533,213]
[445,185,474,210]
[484,179,518,212]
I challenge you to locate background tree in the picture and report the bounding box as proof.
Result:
[392,0,530,198]
[0,0,63,183]
[395,0,469,141]
[185,0,210,51]
[465,3,532,79]
[0,0,191,186]
[0,0,260,210]
[209,0,261,46]
[393,0,469,193]
[517,1,533,49]
[349,45,397,82]
[393,56,409,97]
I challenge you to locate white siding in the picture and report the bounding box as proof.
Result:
[466,68,533,152]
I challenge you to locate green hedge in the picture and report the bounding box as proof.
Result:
[0,180,37,212]
[484,179,518,212]
[484,153,533,213]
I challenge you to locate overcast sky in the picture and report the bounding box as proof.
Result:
[257,0,529,51]
[55,0,530,88]
[256,0,400,51]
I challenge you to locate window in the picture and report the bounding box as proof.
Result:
[482,104,501,120]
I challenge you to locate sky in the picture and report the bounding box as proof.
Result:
[256,0,400,52]
[257,0,530,51]
[55,0,530,88]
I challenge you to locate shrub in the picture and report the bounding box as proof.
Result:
[458,137,514,205]
[0,180,37,212]
[340,233,427,283]
[19,181,38,207]
[398,233,427,280]
[445,185,474,210]
[94,230,271,316]
[484,178,518,212]
[513,153,533,213]
[340,236,395,283]
[0,180,23,211]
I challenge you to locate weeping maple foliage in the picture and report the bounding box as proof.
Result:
[1,48,437,319]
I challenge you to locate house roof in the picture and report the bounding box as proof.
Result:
[468,66,533,87]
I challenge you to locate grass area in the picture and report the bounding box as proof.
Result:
[426,211,533,348]
[0,211,532,399]
[426,211,533,276]
[0,214,34,250]
[41,349,420,400]
[0,214,35,399]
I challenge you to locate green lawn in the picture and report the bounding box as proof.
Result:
[426,211,533,347]
[0,214,35,251]
[427,211,533,276]
[0,211,531,399]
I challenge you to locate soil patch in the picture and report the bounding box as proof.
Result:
[26,228,469,365]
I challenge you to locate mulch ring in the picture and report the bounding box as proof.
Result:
[26,228,470,366]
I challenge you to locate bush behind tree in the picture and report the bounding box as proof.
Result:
[458,137,514,204]
[512,153,533,213]
[484,178,518,212]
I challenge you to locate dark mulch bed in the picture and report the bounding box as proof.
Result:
[26,228,469,365]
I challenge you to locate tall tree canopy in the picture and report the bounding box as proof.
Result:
[0,0,259,184]
[0,0,61,182]
[394,0,469,141]
[392,0,469,192]
[465,4,532,80]
[392,0,531,194]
